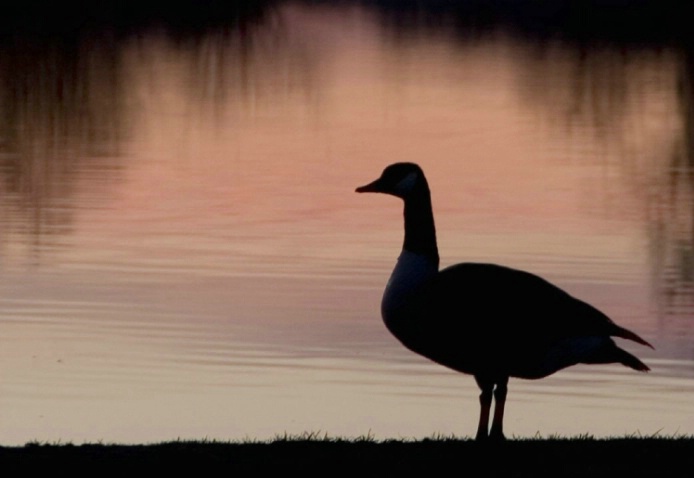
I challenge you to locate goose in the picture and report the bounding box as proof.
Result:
[355,162,652,440]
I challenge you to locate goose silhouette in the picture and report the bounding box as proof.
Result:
[356,162,652,440]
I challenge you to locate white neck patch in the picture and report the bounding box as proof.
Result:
[394,171,418,196]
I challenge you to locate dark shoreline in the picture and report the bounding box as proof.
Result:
[2,1,694,47]
[2,437,692,475]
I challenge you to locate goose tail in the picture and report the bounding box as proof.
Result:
[581,339,650,372]
[615,347,650,372]
[613,325,654,349]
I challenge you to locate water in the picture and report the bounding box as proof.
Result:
[1,2,693,444]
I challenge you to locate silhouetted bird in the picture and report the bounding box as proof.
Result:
[356,162,652,440]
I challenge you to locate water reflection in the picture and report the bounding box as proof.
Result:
[0,2,287,266]
[0,33,125,265]
[519,44,694,337]
[180,13,320,123]
[513,44,694,340]
[0,1,693,444]
[371,1,694,341]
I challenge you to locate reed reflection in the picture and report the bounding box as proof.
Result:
[0,2,284,265]
[178,12,318,122]
[515,44,694,338]
[0,34,126,262]
[651,47,694,329]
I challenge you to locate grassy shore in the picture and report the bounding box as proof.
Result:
[1,435,692,476]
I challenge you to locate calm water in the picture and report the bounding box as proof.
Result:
[1,2,694,444]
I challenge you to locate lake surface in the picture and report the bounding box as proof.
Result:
[1,2,693,444]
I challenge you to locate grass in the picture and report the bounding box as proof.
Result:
[1,434,692,476]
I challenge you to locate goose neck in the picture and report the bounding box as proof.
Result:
[403,191,439,267]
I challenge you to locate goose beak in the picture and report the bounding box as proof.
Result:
[355,179,381,193]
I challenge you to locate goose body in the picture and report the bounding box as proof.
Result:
[356,162,651,440]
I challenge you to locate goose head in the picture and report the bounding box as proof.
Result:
[355,162,428,199]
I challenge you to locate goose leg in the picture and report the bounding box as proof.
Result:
[489,377,509,440]
[474,377,494,440]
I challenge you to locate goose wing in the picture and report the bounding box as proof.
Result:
[428,263,619,339]
[399,263,642,375]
